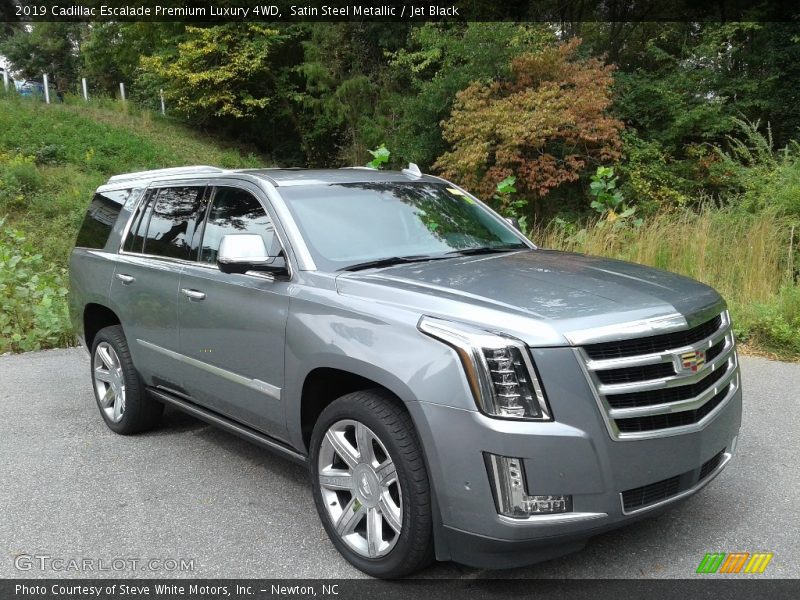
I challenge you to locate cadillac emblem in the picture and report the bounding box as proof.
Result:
[679,349,706,373]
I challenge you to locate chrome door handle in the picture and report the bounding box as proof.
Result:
[181,288,206,301]
[115,273,135,284]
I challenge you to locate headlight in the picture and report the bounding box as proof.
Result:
[418,316,551,420]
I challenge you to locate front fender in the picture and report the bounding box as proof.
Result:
[283,291,477,453]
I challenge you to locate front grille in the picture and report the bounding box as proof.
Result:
[577,311,739,439]
[621,447,727,512]
[584,315,722,360]
[622,475,681,511]
[615,385,729,433]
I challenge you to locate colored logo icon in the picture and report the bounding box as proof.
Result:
[696,552,773,574]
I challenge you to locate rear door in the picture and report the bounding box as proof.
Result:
[109,182,208,389]
[177,181,290,440]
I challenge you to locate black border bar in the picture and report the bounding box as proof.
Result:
[4,0,800,23]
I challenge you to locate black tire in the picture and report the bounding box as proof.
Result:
[90,325,163,434]
[309,389,435,578]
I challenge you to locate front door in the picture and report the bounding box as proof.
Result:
[178,183,290,440]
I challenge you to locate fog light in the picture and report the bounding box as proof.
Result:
[485,454,572,517]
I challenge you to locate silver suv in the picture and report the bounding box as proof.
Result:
[69,165,741,577]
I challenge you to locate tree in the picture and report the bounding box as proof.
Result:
[434,39,623,207]
[81,23,185,97]
[139,24,289,125]
[387,23,553,168]
[0,23,84,92]
[294,23,410,166]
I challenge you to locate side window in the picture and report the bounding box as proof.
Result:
[200,187,275,264]
[123,189,156,253]
[75,189,130,249]
[142,186,206,260]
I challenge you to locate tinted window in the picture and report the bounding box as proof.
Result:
[123,189,156,253]
[142,186,206,259]
[75,189,131,249]
[200,187,274,264]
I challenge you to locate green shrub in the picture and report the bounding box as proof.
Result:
[0,218,74,353]
[735,285,800,357]
[0,153,43,193]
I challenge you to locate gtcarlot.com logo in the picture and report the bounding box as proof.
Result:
[13,554,195,573]
[696,552,774,574]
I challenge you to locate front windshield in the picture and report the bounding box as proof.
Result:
[279,181,528,271]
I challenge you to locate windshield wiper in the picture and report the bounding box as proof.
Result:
[444,245,528,257]
[341,255,447,272]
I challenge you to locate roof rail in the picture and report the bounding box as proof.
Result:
[340,166,377,170]
[107,165,224,184]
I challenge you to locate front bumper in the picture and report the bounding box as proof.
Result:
[408,346,742,569]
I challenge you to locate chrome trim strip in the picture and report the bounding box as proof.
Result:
[497,512,608,526]
[620,450,733,516]
[136,339,281,401]
[564,312,687,346]
[564,300,728,347]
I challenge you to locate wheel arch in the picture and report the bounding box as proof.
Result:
[83,303,122,350]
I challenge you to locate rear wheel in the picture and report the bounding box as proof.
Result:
[309,389,434,578]
[90,325,163,434]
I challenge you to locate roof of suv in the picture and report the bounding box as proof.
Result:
[105,165,441,188]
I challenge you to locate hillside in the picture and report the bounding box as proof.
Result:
[0,94,264,353]
[0,94,263,265]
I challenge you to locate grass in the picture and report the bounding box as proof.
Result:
[0,92,263,266]
[532,209,800,359]
[0,92,265,352]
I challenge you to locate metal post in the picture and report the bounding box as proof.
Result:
[43,73,50,104]
[160,89,165,115]
[119,82,126,102]
[82,77,88,102]
[2,69,8,92]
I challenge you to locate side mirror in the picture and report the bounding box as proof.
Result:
[217,233,287,275]
[505,217,522,231]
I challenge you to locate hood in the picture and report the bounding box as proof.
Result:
[335,250,723,346]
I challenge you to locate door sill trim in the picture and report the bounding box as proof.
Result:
[147,387,307,465]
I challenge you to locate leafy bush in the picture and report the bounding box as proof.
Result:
[0,219,73,353]
[713,118,800,218]
[366,144,390,169]
[588,166,642,228]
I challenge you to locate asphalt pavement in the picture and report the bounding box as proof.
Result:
[0,348,797,579]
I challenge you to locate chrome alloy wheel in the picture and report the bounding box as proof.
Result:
[92,342,126,423]
[318,419,403,558]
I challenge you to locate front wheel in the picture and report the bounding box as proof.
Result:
[309,390,434,578]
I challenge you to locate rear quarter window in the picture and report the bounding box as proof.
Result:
[74,189,132,250]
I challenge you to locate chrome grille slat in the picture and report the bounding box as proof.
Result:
[575,310,740,440]
[584,324,729,372]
